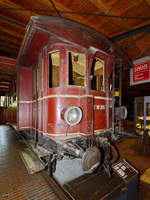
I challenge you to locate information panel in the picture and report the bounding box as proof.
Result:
[133,61,149,83]
[130,57,150,86]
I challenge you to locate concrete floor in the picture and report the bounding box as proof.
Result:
[0,125,150,200]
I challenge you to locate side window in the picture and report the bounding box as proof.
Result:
[49,51,60,88]
[91,57,105,91]
[68,52,85,86]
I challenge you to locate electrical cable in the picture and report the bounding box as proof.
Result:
[0,7,149,21]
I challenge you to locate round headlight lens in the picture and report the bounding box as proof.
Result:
[64,106,82,126]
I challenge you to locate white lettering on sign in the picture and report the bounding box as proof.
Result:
[133,61,150,83]
[94,105,105,110]
[134,63,148,73]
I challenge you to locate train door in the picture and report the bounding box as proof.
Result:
[90,51,112,131]
[68,50,93,135]
[33,53,44,145]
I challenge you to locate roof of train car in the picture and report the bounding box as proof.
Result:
[17,16,131,68]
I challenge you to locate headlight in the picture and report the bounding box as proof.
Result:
[121,106,127,119]
[64,106,82,126]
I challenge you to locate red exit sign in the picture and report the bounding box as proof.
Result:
[133,61,150,83]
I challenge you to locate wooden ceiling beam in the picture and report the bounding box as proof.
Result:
[2,0,57,17]
[0,40,20,49]
[0,0,32,25]
[0,79,10,83]
[0,15,25,29]
[0,85,9,88]
[0,29,23,41]
[0,88,9,91]
[0,50,17,59]
[88,0,131,33]
[0,43,19,52]
[53,0,107,35]
[0,25,24,40]
[6,0,104,35]
[0,87,9,91]
[0,47,18,59]
[89,0,109,13]
[90,0,142,15]
[0,71,16,77]
[133,46,150,60]
[111,23,150,42]
[0,15,25,32]
[122,31,150,51]
[49,0,61,17]
[0,34,21,46]
[0,83,10,87]
[0,73,14,79]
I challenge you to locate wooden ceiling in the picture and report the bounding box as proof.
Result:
[0,0,150,96]
[1,0,150,60]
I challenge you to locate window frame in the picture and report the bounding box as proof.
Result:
[48,50,60,88]
[67,50,86,88]
[90,56,105,92]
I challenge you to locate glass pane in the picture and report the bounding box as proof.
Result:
[91,57,104,91]
[49,51,60,88]
[68,52,85,86]
[0,96,5,107]
[136,102,144,135]
[146,103,150,135]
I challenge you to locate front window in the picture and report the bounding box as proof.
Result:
[91,57,104,91]
[49,51,60,88]
[68,52,85,86]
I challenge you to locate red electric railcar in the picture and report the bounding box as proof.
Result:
[17,16,130,176]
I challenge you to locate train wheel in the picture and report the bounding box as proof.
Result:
[81,146,101,173]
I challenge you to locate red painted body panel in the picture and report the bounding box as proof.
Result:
[17,16,116,141]
[18,68,32,129]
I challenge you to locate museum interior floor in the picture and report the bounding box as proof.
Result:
[0,124,150,200]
